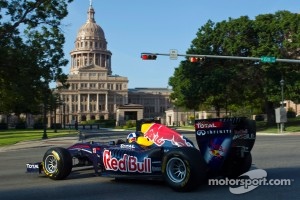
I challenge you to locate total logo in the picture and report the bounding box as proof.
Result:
[195,121,223,129]
[103,150,151,173]
[26,164,39,169]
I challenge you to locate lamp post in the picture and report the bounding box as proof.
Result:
[63,103,66,129]
[42,82,49,139]
[280,79,285,133]
[176,106,179,126]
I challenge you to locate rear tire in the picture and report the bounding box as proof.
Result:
[222,153,252,178]
[162,147,207,192]
[42,147,72,180]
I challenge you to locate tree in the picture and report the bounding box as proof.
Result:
[0,0,73,117]
[169,11,300,121]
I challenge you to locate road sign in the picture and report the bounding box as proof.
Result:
[169,49,178,60]
[261,56,276,63]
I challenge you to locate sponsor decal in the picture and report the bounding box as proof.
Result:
[143,123,193,147]
[233,129,255,140]
[26,164,39,169]
[196,129,232,136]
[208,140,227,158]
[203,137,231,164]
[52,151,60,161]
[120,144,135,149]
[195,121,223,129]
[103,150,151,173]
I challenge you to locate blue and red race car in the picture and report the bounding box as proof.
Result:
[26,117,256,192]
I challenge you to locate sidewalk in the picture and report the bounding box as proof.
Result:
[0,136,78,153]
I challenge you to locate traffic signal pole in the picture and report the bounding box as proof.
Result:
[141,51,300,64]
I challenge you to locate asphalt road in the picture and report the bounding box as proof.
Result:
[0,132,299,200]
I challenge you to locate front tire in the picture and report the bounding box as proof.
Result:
[162,147,207,192]
[42,147,72,180]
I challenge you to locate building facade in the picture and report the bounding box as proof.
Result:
[128,88,173,119]
[54,3,173,126]
[56,4,128,124]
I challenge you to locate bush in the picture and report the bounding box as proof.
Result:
[0,123,8,130]
[125,120,136,128]
[287,110,296,118]
[255,115,265,121]
[51,123,62,129]
[15,122,27,129]
[33,123,44,129]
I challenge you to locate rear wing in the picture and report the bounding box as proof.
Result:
[195,117,256,151]
[195,117,256,170]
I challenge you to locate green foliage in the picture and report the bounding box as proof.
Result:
[287,107,296,118]
[0,123,8,130]
[169,11,300,120]
[81,119,116,128]
[15,122,27,129]
[0,0,74,115]
[33,123,44,129]
[125,120,136,128]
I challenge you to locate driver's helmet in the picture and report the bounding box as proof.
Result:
[127,132,137,143]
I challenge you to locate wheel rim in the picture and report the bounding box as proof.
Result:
[166,157,187,183]
[44,155,58,173]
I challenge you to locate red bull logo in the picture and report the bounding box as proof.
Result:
[103,150,151,173]
[209,141,226,158]
[142,123,193,147]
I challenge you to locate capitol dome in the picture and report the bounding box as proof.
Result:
[77,5,105,40]
[69,3,112,75]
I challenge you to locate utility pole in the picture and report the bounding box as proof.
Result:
[141,51,300,64]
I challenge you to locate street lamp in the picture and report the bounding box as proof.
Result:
[63,102,66,129]
[42,82,49,139]
[280,79,285,133]
[280,79,284,108]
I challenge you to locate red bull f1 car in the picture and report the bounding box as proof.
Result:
[26,117,256,192]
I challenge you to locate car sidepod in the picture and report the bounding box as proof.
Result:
[101,144,163,178]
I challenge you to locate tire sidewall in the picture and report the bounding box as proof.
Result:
[43,147,72,180]
[162,147,206,192]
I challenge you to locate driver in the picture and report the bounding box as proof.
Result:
[127,131,153,147]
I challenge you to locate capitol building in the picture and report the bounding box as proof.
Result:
[55,3,173,126]
[0,2,236,128]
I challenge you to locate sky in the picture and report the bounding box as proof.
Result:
[59,0,300,89]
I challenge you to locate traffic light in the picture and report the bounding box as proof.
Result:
[141,54,157,60]
[189,57,205,63]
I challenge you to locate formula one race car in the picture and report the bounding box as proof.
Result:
[26,117,256,192]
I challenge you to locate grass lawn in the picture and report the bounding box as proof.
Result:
[0,129,78,147]
[256,118,300,133]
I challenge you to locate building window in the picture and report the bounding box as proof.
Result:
[90,83,96,88]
